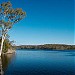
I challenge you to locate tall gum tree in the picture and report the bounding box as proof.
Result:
[0,1,26,56]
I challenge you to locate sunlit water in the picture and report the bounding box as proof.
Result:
[2,49,75,75]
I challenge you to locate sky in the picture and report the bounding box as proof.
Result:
[0,0,74,45]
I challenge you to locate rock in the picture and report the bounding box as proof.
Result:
[6,49,15,54]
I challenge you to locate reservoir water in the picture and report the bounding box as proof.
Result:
[1,49,75,75]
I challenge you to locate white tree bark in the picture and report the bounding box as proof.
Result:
[0,29,9,56]
[0,35,5,56]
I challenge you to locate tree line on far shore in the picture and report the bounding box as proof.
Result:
[15,44,75,50]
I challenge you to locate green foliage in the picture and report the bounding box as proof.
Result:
[0,1,26,37]
[0,38,13,53]
[0,1,26,30]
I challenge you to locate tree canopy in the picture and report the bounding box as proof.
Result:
[0,1,26,29]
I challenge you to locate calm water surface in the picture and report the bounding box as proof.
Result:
[1,49,75,75]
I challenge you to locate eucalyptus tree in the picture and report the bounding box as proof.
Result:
[0,1,26,56]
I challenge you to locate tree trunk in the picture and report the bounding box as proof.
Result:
[0,35,5,56]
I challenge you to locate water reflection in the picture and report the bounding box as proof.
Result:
[0,57,3,75]
[0,53,15,75]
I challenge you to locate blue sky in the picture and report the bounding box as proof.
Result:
[0,0,74,45]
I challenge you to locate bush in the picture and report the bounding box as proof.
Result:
[0,38,12,53]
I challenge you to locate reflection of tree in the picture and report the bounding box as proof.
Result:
[0,57,4,75]
[1,53,15,72]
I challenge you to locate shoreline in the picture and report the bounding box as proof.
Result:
[0,49,15,57]
[15,44,75,50]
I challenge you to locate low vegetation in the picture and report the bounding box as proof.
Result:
[0,38,14,53]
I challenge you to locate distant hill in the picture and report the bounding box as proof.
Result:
[15,44,75,50]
